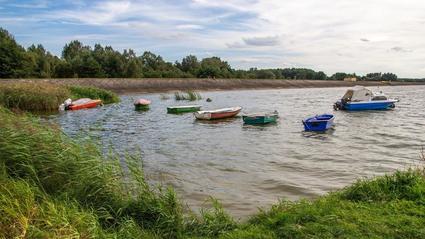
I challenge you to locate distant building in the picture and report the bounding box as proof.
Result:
[344,77,357,82]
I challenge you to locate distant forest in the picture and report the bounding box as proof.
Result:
[0,27,422,81]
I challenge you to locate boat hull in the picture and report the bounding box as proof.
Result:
[167,106,201,114]
[69,100,102,110]
[243,115,278,125]
[135,104,150,111]
[303,114,334,131]
[343,100,396,111]
[194,107,241,120]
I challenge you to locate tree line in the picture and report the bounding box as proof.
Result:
[1,27,417,81]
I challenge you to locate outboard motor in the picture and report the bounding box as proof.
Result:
[333,100,344,111]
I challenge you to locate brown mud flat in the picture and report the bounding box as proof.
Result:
[1,78,424,93]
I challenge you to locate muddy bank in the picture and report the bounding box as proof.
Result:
[2,78,424,93]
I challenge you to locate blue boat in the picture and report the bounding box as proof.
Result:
[302,114,334,131]
[333,86,398,111]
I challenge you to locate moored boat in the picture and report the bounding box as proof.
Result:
[68,98,102,111]
[333,86,398,111]
[167,105,202,114]
[134,99,151,111]
[302,114,334,131]
[243,111,279,125]
[194,107,242,120]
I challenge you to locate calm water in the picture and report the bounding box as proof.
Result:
[49,86,425,218]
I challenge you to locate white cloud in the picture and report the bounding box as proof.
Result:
[390,46,412,53]
[242,35,281,46]
[2,0,425,77]
[176,24,204,30]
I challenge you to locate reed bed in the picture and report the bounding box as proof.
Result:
[0,82,119,112]
[0,82,70,112]
[174,91,202,101]
[160,93,170,100]
[4,78,423,93]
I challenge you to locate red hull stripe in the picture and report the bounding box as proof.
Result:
[69,101,101,110]
[210,110,240,119]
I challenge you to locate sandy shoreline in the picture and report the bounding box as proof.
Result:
[1,78,424,93]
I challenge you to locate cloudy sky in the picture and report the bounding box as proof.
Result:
[1,0,425,77]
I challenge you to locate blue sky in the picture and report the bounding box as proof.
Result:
[1,0,425,77]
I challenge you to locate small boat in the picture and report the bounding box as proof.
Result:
[68,98,102,111]
[167,105,202,114]
[243,111,279,125]
[134,99,151,111]
[302,114,335,131]
[194,107,242,120]
[333,86,398,111]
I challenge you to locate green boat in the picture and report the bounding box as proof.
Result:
[167,105,202,114]
[135,104,150,111]
[242,111,279,125]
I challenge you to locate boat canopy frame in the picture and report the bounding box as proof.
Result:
[342,86,373,102]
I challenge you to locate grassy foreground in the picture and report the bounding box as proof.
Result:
[1,107,425,238]
[0,82,119,112]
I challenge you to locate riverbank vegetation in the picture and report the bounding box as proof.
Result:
[0,82,119,112]
[174,91,202,101]
[68,85,120,104]
[1,105,425,238]
[3,27,423,82]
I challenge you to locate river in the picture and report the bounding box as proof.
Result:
[49,85,425,218]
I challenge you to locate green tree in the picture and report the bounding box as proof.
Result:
[331,72,348,81]
[54,60,73,78]
[198,57,233,78]
[365,72,382,81]
[255,70,276,79]
[62,40,90,61]
[382,72,397,81]
[27,44,59,78]
[314,71,327,80]
[179,55,200,76]
[0,28,33,78]
[126,59,143,78]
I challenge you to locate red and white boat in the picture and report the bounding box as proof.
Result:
[134,98,151,110]
[134,99,151,105]
[68,98,102,111]
[194,107,242,120]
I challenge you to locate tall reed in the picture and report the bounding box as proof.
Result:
[0,82,120,112]
[174,91,202,101]
[0,82,70,112]
[0,107,182,237]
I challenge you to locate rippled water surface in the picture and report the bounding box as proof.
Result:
[49,86,425,218]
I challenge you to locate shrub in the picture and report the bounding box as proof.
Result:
[69,85,120,104]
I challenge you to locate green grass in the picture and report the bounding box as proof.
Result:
[1,106,425,238]
[174,91,202,101]
[225,169,425,239]
[0,82,119,112]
